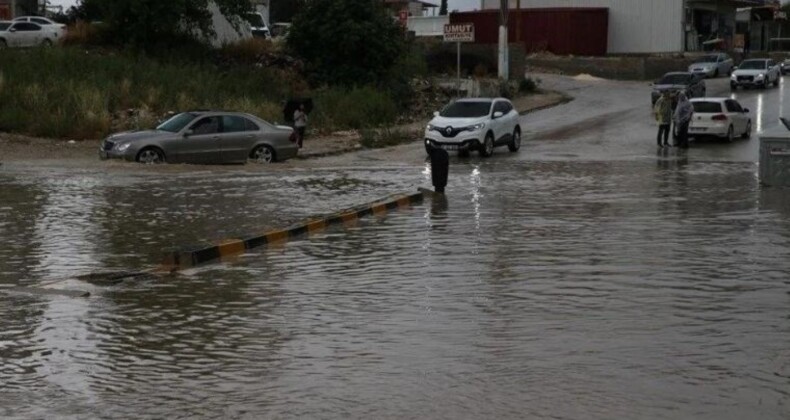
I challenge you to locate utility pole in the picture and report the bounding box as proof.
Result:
[516,0,521,46]
[498,0,509,80]
[11,0,16,18]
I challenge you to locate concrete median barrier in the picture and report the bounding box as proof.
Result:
[162,190,427,270]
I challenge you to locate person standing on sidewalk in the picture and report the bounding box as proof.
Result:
[673,93,694,149]
[293,104,308,149]
[653,91,672,147]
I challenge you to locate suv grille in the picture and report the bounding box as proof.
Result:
[439,126,462,138]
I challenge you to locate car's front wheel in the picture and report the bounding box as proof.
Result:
[508,127,521,152]
[136,147,165,164]
[250,144,275,164]
[742,120,752,139]
[479,133,494,158]
[0,39,7,49]
[40,39,52,47]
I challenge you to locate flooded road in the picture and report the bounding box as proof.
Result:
[2,75,790,419]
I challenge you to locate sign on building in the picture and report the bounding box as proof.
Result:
[443,23,475,43]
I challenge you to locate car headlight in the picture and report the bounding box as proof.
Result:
[465,123,485,132]
[756,73,765,80]
[426,124,438,132]
[116,143,131,152]
[730,74,737,80]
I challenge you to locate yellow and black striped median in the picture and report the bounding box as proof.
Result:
[161,190,427,270]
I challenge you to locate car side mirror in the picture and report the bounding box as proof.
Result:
[493,111,504,119]
[433,111,439,117]
[743,108,750,113]
[183,129,194,137]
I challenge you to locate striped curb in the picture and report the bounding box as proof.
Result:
[161,190,427,270]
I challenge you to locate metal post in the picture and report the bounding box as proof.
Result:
[457,41,461,98]
[11,0,16,18]
[516,0,521,45]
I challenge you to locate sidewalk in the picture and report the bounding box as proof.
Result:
[297,90,571,159]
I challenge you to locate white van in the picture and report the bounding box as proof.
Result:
[245,12,271,39]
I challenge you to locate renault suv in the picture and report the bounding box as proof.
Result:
[424,98,521,157]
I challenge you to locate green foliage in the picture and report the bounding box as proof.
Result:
[312,86,398,131]
[287,0,406,87]
[519,77,539,93]
[78,0,252,49]
[0,48,290,139]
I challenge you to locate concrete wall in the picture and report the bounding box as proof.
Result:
[525,54,705,80]
[480,0,684,53]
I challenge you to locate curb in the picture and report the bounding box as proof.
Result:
[162,190,427,270]
[517,95,574,116]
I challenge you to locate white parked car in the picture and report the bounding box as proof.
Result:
[0,21,59,48]
[730,59,781,90]
[689,98,752,142]
[424,98,521,157]
[13,16,66,39]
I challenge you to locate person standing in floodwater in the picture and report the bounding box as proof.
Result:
[653,90,672,147]
[293,104,308,149]
[673,93,694,149]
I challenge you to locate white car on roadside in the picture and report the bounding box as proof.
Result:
[424,98,521,157]
[689,98,752,142]
[13,16,66,40]
[0,20,59,48]
[730,59,781,90]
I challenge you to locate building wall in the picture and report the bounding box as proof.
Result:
[480,0,684,53]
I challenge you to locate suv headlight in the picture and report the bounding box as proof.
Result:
[465,123,485,132]
[756,73,765,80]
[116,143,131,152]
[426,124,438,132]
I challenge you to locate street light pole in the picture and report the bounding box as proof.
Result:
[498,0,509,80]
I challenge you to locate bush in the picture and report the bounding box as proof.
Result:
[312,86,398,132]
[519,77,539,93]
[0,47,295,139]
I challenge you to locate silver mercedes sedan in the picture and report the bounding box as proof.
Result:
[99,111,298,164]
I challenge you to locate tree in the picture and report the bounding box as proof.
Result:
[270,0,304,23]
[77,0,252,48]
[439,0,448,16]
[287,0,406,87]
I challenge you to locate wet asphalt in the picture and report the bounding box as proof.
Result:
[1,74,789,419]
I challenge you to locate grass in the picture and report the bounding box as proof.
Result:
[0,47,400,139]
[358,128,415,149]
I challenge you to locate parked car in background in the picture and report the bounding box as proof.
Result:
[12,16,66,40]
[0,21,58,48]
[651,72,706,105]
[730,59,781,89]
[424,98,521,157]
[688,53,734,78]
[99,111,298,165]
[688,98,751,142]
[781,57,790,75]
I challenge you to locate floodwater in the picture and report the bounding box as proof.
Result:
[3,74,790,418]
[2,155,789,419]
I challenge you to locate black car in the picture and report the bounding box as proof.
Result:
[651,72,707,105]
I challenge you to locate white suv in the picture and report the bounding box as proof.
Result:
[424,98,521,157]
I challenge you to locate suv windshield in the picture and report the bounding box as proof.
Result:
[739,60,767,70]
[658,74,692,85]
[245,13,265,27]
[0,23,10,31]
[440,101,492,118]
[157,112,197,133]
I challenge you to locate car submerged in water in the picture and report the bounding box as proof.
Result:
[99,111,298,164]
